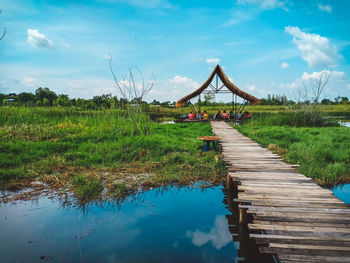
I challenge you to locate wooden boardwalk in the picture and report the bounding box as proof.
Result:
[211,121,350,263]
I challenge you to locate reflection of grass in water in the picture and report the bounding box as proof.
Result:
[236,114,350,187]
[0,107,226,203]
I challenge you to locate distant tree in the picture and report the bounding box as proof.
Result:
[0,93,5,105]
[321,98,332,105]
[334,96,342,104]
[150,99,160,105]
[35,87,57,105]
[43,98,50,106]
[161,101,171,107]
[56,94,70,107]
[341,97,349,104]
[18,92,35,105]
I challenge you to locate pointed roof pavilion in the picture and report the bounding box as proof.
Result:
[176,65,260,107]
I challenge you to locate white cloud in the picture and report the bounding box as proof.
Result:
[237,0,287,10]
[206,58,220,65]
[285,26,340,68]
[301,70,345,81]
[248,85,256,91]
[148,75,200,102]
[281,70,347,101]
[347,84,350,90]
[102,0,173,9]
[186,215,232,250]
[27,29,53,49]
[59,41,70,48]
[224,10,255,26]
[168,75,200,89]
[21,77,38,88]
[281,62,290,69]
[318,3,332,13]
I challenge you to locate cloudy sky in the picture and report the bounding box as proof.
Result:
[0,0,349,102]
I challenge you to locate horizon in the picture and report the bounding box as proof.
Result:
[0,0,349,103]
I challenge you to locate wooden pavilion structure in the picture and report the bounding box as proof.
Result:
[176,65,260,114]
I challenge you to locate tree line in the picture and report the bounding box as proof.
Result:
[1,88,348,109]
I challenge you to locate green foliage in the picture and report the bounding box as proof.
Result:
[0,107,226,200]
[71,175,104,201]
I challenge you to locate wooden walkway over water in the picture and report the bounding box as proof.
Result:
[211,121,350,263]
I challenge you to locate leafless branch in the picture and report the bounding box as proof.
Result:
[108,54,155,104]
[0,9,6,41]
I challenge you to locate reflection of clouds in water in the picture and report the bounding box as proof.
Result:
[186,215,232,249]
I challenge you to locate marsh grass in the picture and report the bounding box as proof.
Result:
[0,107,226,203]
[236,115,350,186]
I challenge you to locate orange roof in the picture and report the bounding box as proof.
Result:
[176,65,260,107]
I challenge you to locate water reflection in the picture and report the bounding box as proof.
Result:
[0,185,272,262]
[187,215,233,249]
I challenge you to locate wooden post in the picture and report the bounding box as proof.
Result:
[239,207,247,224]
[226,174,233,189]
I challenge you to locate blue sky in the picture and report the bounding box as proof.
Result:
[0,0,349,102]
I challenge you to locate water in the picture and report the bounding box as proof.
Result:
[0,186,270,263]
[339,121,350,127]
[331,183,350,203]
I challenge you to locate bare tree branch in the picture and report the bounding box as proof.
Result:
[0,9,6,41]
[108,54,155,105]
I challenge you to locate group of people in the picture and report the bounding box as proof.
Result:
[188,110,209,120]
[187,110,251,121]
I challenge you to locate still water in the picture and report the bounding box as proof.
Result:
[331,183,350,203]
[0,186,270,263]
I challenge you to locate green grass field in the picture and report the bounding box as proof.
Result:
[0,107,226,202]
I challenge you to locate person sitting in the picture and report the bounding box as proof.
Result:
[188,112,195,121]
[202,110,209,120]
[222,110,228,120]
[213,110,221,120]
[229,111,235,119]
[237,111,242,120]
[244,111,249,119]
[196,111,202,120]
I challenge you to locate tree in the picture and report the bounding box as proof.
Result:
[321,98,331,105]
[35,87,57,105]
[18,92,35,105]
[108,55,155,105]
[56,94,70,107]
[43,98,50,106]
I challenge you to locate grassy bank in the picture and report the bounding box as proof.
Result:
[236,114,350,186]
[0,107,226,203]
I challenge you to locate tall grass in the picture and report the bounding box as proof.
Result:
[0,106,226,201]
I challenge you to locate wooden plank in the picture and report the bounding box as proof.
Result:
[260,246,350,256]
[252,220,350,228]
[250,233,350,243]
[248,223,350,233]
[234,198,344,205]
[240,205,350,214]
[269,243,350,251]
[277,254,350,263]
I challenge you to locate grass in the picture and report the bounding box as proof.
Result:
[0,106,226,203]
[236,114,350,186]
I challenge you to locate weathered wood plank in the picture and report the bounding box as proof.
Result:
[277,254,350,263]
